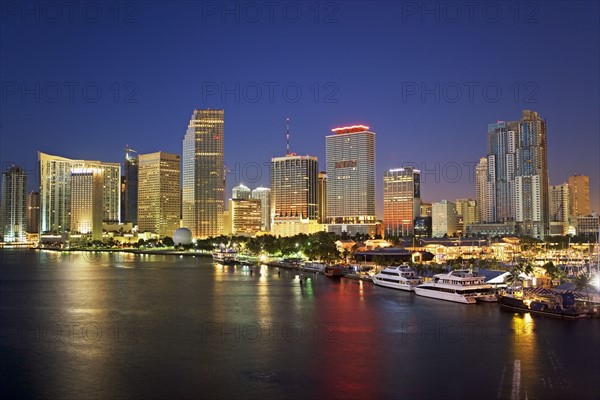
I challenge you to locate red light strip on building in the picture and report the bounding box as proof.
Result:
[331,125,370,134]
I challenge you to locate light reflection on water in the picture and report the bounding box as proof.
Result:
[0,251,598,399]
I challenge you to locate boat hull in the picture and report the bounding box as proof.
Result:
[414,287,476,304]
[372,277,415,292]
[499,296,589,319]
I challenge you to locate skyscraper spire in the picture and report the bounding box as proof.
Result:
[286,117,290,155]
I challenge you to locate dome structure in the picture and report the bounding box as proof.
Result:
[173,228,193,245]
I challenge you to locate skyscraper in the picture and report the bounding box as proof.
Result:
[567,174,590,217]
[70,167,104,240]
[317,172,327,224]
[383,167,421,237]
[550,183,570,235]
[486,120,518,223]
[325,125,376,236]
[138,152,181,237]
[229,198,262,236]
[2,165,27,242]
[475,157,488,223]
[432,200,458,238]
[182,109,225,238]
[101,162,121,223]
[455,198,477,233]
[270,154,320,236]
[38,152,121,235]
[251,187,271,232]
[26,191,40,233]
[514,110,549,238]
[484,110,549,238]
[124,146,138,225]
[232,183,251,200]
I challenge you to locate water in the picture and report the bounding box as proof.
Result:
[1,250,599,399]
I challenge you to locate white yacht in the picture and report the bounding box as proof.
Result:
[212,249,238,264]
[301,262,326,272]
[414,269,497,304]
[372,266,422,292]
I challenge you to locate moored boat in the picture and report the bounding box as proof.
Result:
[372,265,422,291]
[212,248,239,264]
[499,293,590,319]
[324,265,344,278]
[301,262,326,272]
[414,269,496,304]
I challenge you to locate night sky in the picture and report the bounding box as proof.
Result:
[1,1,599,217]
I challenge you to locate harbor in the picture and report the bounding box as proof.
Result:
[2,250,599,400]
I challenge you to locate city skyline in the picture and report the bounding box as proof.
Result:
[1,2,598,217]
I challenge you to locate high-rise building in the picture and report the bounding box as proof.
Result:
[182,109,225,238]
[2,165,27,242]
[251,187,271,232]
[101,162,121,223]
[70,167,104,240]
[138,152,181,237]
[514,110,549,238]
[39,152,74,234]
[484,111,549,238]
[26,191,40,233]
[432,200,458,238]
[317,171,327,224]
[549,183,570,235]
[325,125,376,236]
[232,183,251,200]
[270,154,321,236]
[383,167,421,237]
[229,198,262,236]
[38,152,121,235]
[568,174,590,217]
[456,198,477,234]
[420,203,432,217]
[123,146,138,225]
[576,214,599,236]
[486,120,518,223]
[475,157,488,223]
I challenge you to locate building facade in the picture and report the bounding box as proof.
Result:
[514,110,549,238]
[475,157,488,223]
[229,198,262,236]
[251,187,271,232]
[568,174,590,217]
[182,109,225,238]
[317,171,327,224]
[325,125,377,236]
[431,200,458,238]
[270,154,321,236]
[383,167,421,237]
[26,191,40,233]
[2,165,27,242]
[576,214,599,236]
[137,152,181,237]
[483,110,549,238]
[549,183,570,235]
[486,120,518,223]
[123,146,138,225]
[455,198,477,234]
[38,152,121,235]
[70,167,104,240]
[232,183,251,200]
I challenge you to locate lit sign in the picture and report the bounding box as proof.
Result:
[331,125,370,134]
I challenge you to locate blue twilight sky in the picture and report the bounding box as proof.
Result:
[1,1,599,217]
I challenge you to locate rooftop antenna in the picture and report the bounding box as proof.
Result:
[286,117,290,155]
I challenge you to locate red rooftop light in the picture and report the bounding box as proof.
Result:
[331,125,370,134]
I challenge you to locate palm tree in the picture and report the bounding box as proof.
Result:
[574,274,592,302]
[506,265,523,292]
